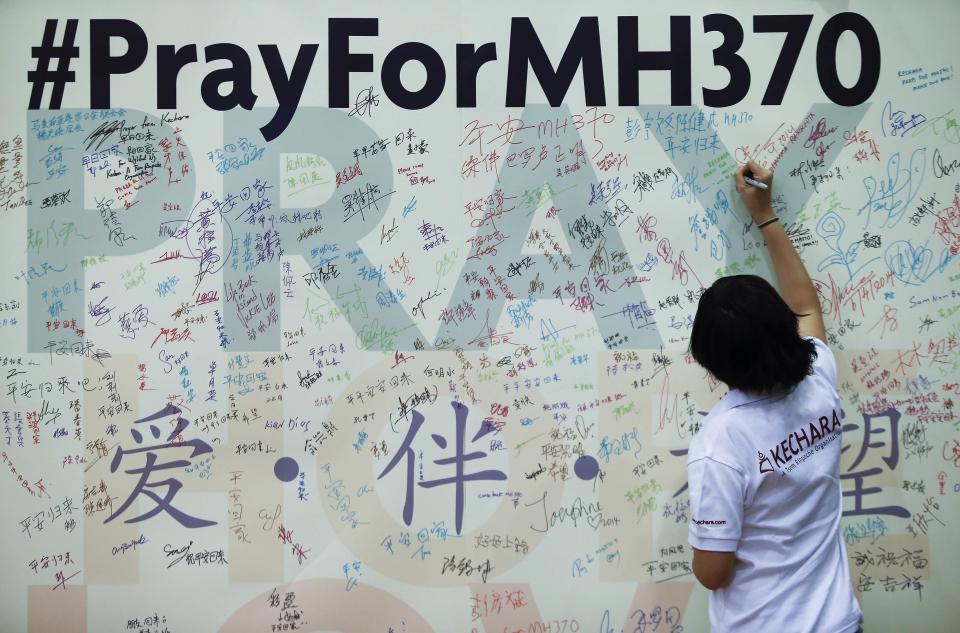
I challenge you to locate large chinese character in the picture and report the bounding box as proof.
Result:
[840,408,910,518]
[105,403,216,528]
[378,401,506,535]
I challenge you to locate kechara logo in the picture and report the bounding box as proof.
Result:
[758,409,842,475]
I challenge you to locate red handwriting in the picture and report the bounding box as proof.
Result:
[277,523,310,565]
[196,291,219,305]
[803,118,838,159]
[150,327,194,349]
[656,237,702,287]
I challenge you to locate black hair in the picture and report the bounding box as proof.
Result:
[689,275,817,394]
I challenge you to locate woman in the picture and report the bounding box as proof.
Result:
[685,159,865,633]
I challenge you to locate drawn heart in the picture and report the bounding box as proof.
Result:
[885,240,933,285]
[587,512,602,530]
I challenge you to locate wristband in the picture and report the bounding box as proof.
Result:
[756,216,779,230]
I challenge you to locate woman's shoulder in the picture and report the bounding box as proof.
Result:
[688,398,747,465]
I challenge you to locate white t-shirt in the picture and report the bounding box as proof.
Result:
[686,336,863,633]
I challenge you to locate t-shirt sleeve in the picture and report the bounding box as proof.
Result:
[805,335,838,388]
[687,456,745,552]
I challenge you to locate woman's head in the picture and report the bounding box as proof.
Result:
[689,275,816,394]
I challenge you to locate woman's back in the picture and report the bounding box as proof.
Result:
[687,336,862,632]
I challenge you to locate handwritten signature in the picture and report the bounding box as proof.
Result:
[348,86,380,117]
[882,100,927,137]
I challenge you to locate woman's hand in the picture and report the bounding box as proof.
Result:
[734,159,775,224]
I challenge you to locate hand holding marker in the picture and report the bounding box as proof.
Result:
[735,159,778,229]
